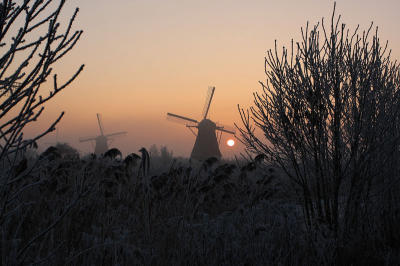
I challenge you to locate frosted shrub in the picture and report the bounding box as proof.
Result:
[236,4,400,264]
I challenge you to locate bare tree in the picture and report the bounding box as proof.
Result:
[0,0,85,264]
[160,145,173,163]
[149,144,160,158]
[237,3,400,245]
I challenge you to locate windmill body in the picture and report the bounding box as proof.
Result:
[167,87,236,160]
[94,135,109,155]
[191,119,222,160]
[79,114,127,156]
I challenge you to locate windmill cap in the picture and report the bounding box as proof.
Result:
[96,135,108,141]
[198,119,216,129]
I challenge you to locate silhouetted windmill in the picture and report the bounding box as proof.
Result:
[167,86,236,160]
[79,114,127,156]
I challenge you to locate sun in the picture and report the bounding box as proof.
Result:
[227,139,235,146]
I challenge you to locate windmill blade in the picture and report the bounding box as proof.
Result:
[0,79,22,95]
[166,113,198,126]
[217,128,236,135]
[201,86,215,119]
[79,135,98,142]
[97,113,105,135]
[0,79,22,87]
[106,132,127,139]
[216,122,237,135]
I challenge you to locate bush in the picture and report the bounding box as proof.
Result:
[237,3,400,262]
[160,145,173,164]
[54,142,80,159]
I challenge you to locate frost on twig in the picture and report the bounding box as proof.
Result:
[0,0,84,264]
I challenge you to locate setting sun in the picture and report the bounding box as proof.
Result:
[227,139,235,146]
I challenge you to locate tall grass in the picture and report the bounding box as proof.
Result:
[1,147,399,265]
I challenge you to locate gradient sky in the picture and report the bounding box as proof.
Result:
[20,0,400,158]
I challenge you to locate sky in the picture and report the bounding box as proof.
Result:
[17,0,400,158]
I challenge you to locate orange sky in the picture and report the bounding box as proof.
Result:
[17,0,400,159]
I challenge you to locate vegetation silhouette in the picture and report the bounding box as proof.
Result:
[237,2,400,264]
[0,1,85,264]
[2,1,400,265]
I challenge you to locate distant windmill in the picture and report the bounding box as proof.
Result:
[167,86,236,160]
[79,114,127,156]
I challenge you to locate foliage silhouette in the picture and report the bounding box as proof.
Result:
[237,3,400,262]
[0,0,84,264]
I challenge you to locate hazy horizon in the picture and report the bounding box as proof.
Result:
[21,0,400,158]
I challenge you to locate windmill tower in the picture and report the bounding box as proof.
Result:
[79,114,127,156]
[167,86,236,160]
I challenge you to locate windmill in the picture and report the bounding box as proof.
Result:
[167,86,236,160]
[79,114,127,156]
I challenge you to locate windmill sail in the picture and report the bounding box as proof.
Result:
[79,135,98,142]
[0,79,22,96]
[97,113,105,135]
[106,132,127,138]
[201,86,215,119]
[216,122,236,135]
[166,113,198,126]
